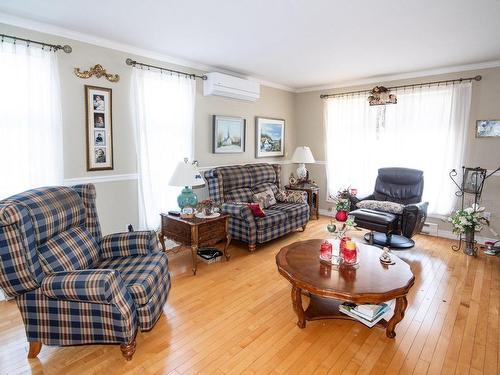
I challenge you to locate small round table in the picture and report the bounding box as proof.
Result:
[276,239,415,338]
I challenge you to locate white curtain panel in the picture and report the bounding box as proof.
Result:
[0,41,64,199]
[131,69,196,230]
[324,82,471,215]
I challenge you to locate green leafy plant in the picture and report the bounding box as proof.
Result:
[329,188,354,212]
[448,204,489,235]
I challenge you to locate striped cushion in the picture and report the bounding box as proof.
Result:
[3,186,85,245]
[97,253,168,306]
[38,227,100,274]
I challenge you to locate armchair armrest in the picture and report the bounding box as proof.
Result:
[402,201,429,237]
[41,269,130,305]
[100,230,159,259]
[221,203,255,223]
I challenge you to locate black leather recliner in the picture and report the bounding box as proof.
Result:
[349,167,429,248]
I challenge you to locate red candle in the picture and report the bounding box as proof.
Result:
[340,238,357,264]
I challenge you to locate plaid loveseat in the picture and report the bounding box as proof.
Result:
[204,164,309,251]
[0,184,170,361]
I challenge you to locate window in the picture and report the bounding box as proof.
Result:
[324,83,472,215]
[0,41,63,199]
[131,69,196,229]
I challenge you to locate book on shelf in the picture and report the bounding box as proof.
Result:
[339,302,392,328]
[354,303,388,320]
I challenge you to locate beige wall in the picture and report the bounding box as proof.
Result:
[2,22,498,238]
[0,23,295,234]
[294,67,500,237]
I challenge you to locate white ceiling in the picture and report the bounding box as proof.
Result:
[1,0,500,90]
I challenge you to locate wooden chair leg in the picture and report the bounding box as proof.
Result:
[27,341,42,358]
[302,223,307,231]
[248,243,256,252]
[120,339,136,361]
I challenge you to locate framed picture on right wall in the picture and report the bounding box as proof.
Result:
[255,117,285,158]
[476,120,500,138]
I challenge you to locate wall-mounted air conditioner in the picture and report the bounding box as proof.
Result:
[203,72,260,102]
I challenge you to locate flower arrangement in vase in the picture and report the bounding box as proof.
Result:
[329,188,355,222]
[197,199,218,216]
[448,203,489,255]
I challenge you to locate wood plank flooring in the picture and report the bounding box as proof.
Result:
[0,217,498,374]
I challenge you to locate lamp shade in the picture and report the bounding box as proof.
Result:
[169,161,205,187]
[291,146,315,164]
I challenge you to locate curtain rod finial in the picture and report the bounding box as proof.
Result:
[62,45,72,53]
[474,75,482,81]
[126,58,135,66]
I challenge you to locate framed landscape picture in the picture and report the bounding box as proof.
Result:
[85,85,113,171]
[255,117,285,158]
[476,120,500,138]
[213,115,246,153]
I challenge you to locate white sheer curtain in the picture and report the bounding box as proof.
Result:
[131,69,196,230]
[325,82,471,215]
[0,41,63,199]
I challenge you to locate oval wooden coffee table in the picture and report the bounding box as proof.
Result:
[276,239,415,338]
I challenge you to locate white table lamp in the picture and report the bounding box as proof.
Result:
[169,159,205,210]
[291,146,315,181]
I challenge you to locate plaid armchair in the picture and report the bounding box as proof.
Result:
[0,184,170,360]
[204,164,309,251]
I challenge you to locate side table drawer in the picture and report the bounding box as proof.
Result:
[162,219,191,244]
[198,220,226,246]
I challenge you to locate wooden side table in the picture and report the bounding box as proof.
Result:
[285,184,320,220]
[159,213,231,275]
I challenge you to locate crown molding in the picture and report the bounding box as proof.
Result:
[3,12,499,94]
[0,12,294,92]
[295,60,500,94]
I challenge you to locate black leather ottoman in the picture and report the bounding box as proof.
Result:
[349,208,414,249]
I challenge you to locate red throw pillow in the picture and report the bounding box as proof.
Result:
[247,203,266,217]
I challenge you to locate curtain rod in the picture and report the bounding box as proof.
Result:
[125,58,207,80]
[320,75,482,99]
[0,33,72,53]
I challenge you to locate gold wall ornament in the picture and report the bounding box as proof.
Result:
[74,64,120,82]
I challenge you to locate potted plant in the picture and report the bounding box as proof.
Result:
[448,204,489,255]
[197,199,217,216]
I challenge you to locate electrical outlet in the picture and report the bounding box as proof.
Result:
[484,212,491,221]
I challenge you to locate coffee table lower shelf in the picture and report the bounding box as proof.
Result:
[304,295,388,328]
[292,287,408,338]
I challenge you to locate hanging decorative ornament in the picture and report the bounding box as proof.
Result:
[367,86,397,106]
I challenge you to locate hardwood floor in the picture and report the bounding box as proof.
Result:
[0,217,498,374]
